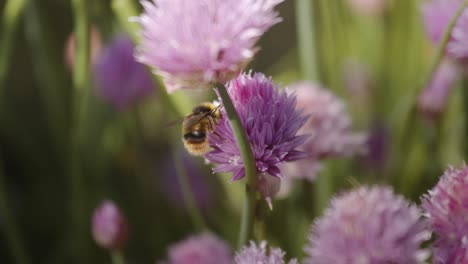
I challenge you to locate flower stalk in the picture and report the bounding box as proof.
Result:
[111,250,126,264]
[110,1,207,230]
[111,0,140,41]
[0,0,26,111]
[70,0,90,259]
[296,0,333,214]
[401,1,468,194]
[215,83,257,248]
[423,1,466,90]
[296,0,318,81]
[172,150,207,230]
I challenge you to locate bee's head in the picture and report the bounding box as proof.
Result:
[192,104,214,116]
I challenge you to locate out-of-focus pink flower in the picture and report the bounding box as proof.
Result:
[165,233,232,264]
[422,164,468,263]
[305,186,429,264]
[362,121,390,171]
[235,241,298,264]
[64,25,102,71]
[281,82,366,181]
[94,35,154,111]
[136,0,284,92]
[418,60,459,121]
[91,200,129,250]
[421,0,468,61]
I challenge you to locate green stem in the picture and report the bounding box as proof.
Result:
[297,0,332,214]
[70,0,90,260]
[424,2,466,90]
[0,155,30,264]
[111,0,207,231]
[313,164,333,216]
[215,83,257,248]
[462,78,468,157]
[111,0,140,41]
[0,0,26,110]
[25,0,68,165]
[296,0,318,81]
[398,1,466,159]
[172,150,207,230]
[111,250,126,264]
[72,0,90,93]
[254,202,267,242]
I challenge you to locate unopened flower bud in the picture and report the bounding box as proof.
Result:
[258,174,281,209]
[91,200,128,250]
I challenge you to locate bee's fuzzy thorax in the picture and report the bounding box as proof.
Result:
[181,102,221,156]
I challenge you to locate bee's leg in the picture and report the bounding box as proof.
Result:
[207,117,223,139]
[207,117,214,131]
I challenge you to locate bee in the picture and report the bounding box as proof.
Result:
[182,102,222,156]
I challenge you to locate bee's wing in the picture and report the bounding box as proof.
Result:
[165,116,186,128]
[183,113,210,128]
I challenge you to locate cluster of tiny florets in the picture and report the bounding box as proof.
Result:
[281,82,366,181]
[235,241,298,264]
[305,186,429,264]
[205,72,309,181]
[136,0,284,92]
[165,233,232,264]
[421,0,468,60]
[422,165,468,263]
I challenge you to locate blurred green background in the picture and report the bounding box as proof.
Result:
[0,0,464,263]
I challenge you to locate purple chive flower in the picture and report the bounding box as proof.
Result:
[421,0,468,60]
[281,82,366,181]
[94,36,154,110]
[91,200,129,250]
[135,0,283,92]
[418,60,460,121]
[164,233,232,264]
[205,72,309,182]
[422,165,468,263]
[362,121,390,171]
[305,186,429,264]
[235,241,298,264]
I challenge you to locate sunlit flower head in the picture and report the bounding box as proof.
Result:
[136,0,284,92]
[418,60,460,121]
[94,36,154,110]
[305,186,429,264]
[281,82,366,181]
[421,0,468,60]
[91,200,129,250]
[165,233,232,264]
[235,241,298,264]
[422,164,468,263]
[205,72,309,181]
